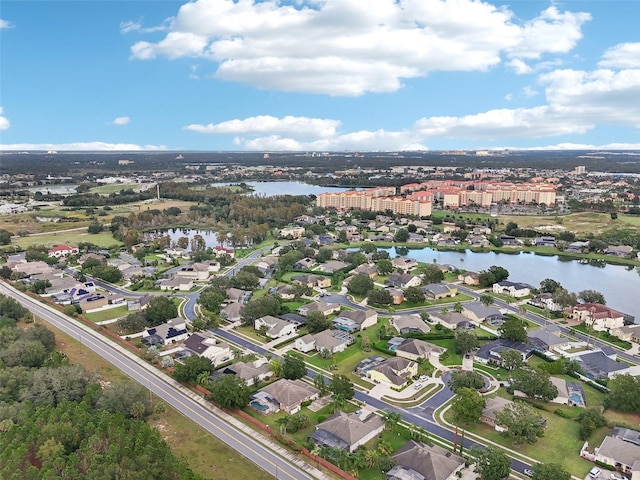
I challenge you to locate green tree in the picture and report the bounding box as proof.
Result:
[500,349,523,371]
[605,374,640,412]
[539,279,561,294]
[282,353,306,380]
[472,445,511,480]
[499,317,527,342]
[96,381,151,418]
[241,295,281,324]
[208,375,250,409]
[488,266,509,282]
[448,370,484,393]
[451,387,486,424]
[376,258,393,275]
[531,463,571,480]
[367,289,393,306]
[144,296,178,326]
[347,274,374,296]
[454,330,478,355]
[479,293,494,307]
[478,271,497,288]
[495,401,545,444]
[331,393,346,413]
[404,286,425,304]
[511,367,558,402]
[394,228,409,243]
[173,355,214,383]
[0,229,12,245]
[382,410,402,431]
[0,339,48,367]
[306,311,331,333]
[578,289,606,305]
[230,270,260,290]
[420,264,445,284]
[329,374,355,400]
[577,408,607,440]
[197,288,226,314]
[29,279,51,294]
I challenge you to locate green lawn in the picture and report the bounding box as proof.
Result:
[444,395,597,477]
[89,183,140,194]
[427,339,462,366]
[82,305,129,322]
[13,231,123,249]
[234,324,267,345]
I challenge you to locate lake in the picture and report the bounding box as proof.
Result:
[378,247,640,320]
[210,181,353,197]
[148,228,222,250]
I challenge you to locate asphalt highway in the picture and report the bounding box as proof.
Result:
[0,281,322,480]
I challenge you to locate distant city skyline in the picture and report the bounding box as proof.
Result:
[1,0,639,152]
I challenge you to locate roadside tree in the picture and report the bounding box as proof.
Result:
[495,401,545,444]
[208,375,250,410]
[472,446,511,480]
[282,353,306,380]
[531,463,571,480]
[347,274,374,296]
[451,387,485,425]
[448,370,484,393]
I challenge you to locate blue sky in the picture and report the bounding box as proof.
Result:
[1,0,639,151]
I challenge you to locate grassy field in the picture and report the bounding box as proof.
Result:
[83,305,129,322]
[498,212,640,237]
[12,230,123,249]
[89,183,142,194]
[40,317,270,480]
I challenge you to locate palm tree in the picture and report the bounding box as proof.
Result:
[196,371,211,388]
[377,440,393,456]
[331,393,346,413]
[453,302,463,313]
[275,415,290,435]
[479,293,494,307]
[382,410,402,431]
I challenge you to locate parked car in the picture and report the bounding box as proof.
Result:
[611,474,624,480]
[414,383,423,390]
[418,375,428,382]
[589,468,601,478]
[523,469,533,477]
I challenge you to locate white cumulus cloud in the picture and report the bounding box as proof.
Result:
[128,0,590,96]
[184,115,340,139]
[0,142,167,151]
[0,107,9,130]
[0,19,13,29]
[599,42,640,69]
[112,116,131,125]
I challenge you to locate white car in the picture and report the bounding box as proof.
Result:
[611,474,624,480]
[418,375,428,382]
[414,383,423,390]
[589,468,601,478]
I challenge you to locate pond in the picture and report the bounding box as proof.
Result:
[148,228,222,250]
[210,181,354,197]
[376,247,640,320]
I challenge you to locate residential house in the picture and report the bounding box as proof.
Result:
[334,309,378,330]
[279,225,306,239]
[309,412,385,453]
[528,293,562,312]
[386,273,421,289]
[391,256,418,272]
[594,435,640,478]
[48,245,79,258]
[176,262,215,281]
[159,277,194,291]
[226,288,252,303]
[427,311,476,330]
[534,236,557,248]
[313,330,350,354]
[394,338,445,362]
[475,339,534,365]
[611,325,640,342]
[44,276,83,296]
[387,288,405,305]
[259,379,320,414]
[212,245,235,258]
[164,247,190,259]
[549,377,570,405]
[274,284,296,300]
[297,302,341,317]
[254,315,298,339]
[142,318,189,347]
[12,261,55,277]
[571,303,625,332]
[294,257,316,270]
[458,271,480,286]
[422,283,458,299]
[481,397,514,431]
[468,235,490,247]
[127,293,154,311]
[352,264,378,279]
[318,260,349,274]
[499,235,523,247]
[387,441,465,480]
[462,302,505,324]
[368,357,418,388]
[407,233,426,243]
[604,245,634,257]
[391,314,430,335]
[221,301,243,322]
[76,294,109,312]
[527,325,570,353]
[183,333,232,366]
[294,334,316,353]
[611,427,640,447]
[223,359,273,387]
[565,241,590,253]
[492,281,534,298]
[572,350,635,380]
[291,274,331,289]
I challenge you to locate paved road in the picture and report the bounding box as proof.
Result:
[0,281,323,480]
